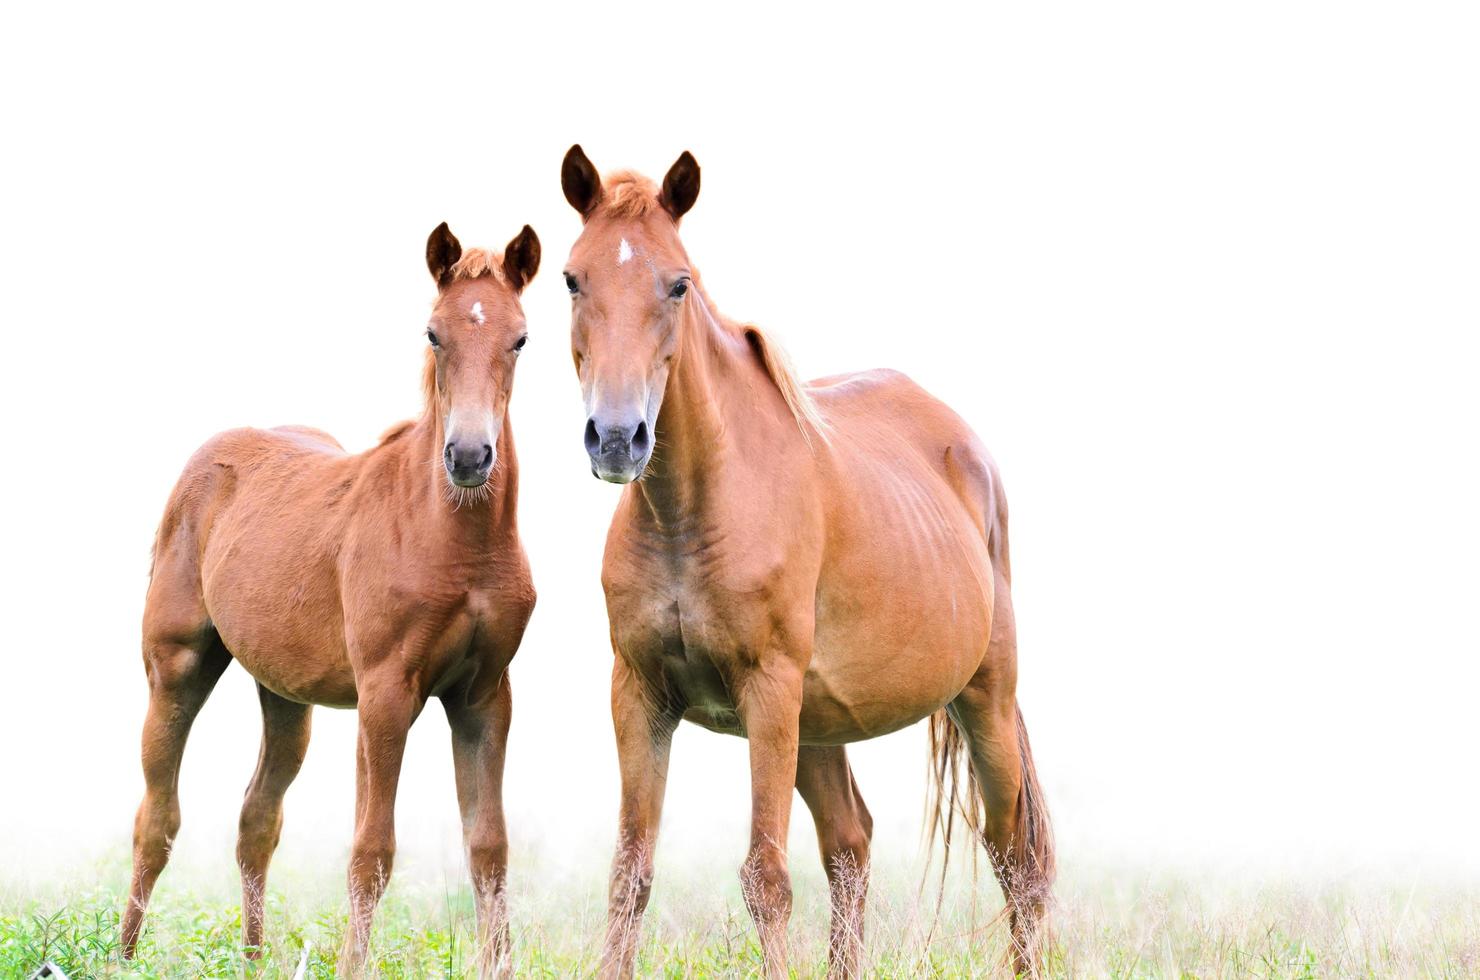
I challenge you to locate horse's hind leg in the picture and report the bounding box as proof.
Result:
[237,683,312,957]
[795,745,873,979]
[121,634,230,957]
[949,574,1055,976]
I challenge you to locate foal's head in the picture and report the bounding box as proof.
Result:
[424,222,540,490]
[560,145,702,484]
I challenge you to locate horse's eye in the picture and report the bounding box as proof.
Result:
[513,335,528,353]
[564,273,579,295]
[426,329,440,348]
[670,279,689,299]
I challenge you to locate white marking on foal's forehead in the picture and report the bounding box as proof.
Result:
[470,301,484,324]
[617,238,634,265]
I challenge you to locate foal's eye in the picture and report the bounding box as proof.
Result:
[564,273,579,295]
[669,279,689,299]
[426,329,441,348]
[512,335,528,353]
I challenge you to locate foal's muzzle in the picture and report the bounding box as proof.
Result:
[444,439,494,488]
[584,414,650,484]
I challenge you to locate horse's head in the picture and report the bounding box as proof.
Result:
[560,145,701,484]
[424,221,540,490]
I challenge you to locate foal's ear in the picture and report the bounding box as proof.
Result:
[502,225,541,294]
[426,222,463,287]
[562,144,602,219]
[660,151,701,222]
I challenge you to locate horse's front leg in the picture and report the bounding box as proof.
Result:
[600,657,680,980]
[444,669,514,978]
[340,673,421,977]
[736,656,806,980]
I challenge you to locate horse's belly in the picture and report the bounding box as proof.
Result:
[661,591,991,744]
[799,564,994,743]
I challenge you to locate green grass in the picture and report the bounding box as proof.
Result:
[2,856,1476,977]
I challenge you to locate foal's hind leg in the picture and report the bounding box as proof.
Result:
[237,683,312,957]
[949,575,1054,976]
[121,636,230,957]
[795,745,873,979]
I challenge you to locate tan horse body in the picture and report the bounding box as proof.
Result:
[122,224,541,977]
[561,147,1053,978]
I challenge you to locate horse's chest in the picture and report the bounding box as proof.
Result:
[607,565,761,728]
[612,575,738,661]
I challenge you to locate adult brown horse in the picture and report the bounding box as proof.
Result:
[559,146,1054,978]
[121,222,541,977]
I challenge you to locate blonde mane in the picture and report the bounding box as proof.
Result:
[447,247,507,285]
[690,278,828,445]
[741,324,829,446]
[600,171,664,220]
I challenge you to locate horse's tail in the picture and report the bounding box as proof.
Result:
[923,702,1056,901]
[1012,702,1056,896]
[924,705,982,892]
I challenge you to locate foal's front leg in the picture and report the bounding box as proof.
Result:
[340,675,421,976]
[736,658,806,980]
[444,670,514,978]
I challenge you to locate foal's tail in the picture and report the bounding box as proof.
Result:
[924,702,1056,900]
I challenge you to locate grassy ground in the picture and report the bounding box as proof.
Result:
[2,855,1475,978]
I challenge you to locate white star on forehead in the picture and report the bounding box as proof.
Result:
[470,301,484,324]
[617,238,633,265]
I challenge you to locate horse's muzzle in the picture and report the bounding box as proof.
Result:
[585,416,650,484]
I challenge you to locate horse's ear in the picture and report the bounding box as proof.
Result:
[426,222,463,287]
[562,144,602,219]
[660,151,701,222]
[502,225,541,294]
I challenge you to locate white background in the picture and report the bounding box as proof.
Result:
[1,1,1476,888]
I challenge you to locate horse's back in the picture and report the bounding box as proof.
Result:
[808,368,1005,563]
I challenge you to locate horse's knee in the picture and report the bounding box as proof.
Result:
[822,796,873,873]
[348,839,396,893]
[468,833,508,886]
[609,852,654,916]
[740,847,792,923]
[133,790,181,857]
[236,813,283,870]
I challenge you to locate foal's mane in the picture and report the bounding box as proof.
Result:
[596,172,827,443]
[448,248,508,286]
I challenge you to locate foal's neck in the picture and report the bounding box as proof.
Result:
[636,287,798,527]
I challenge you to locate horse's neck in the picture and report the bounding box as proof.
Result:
[636,291,791,527]
[401,412,519,542]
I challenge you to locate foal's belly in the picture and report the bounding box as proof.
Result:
[208,595,360,707]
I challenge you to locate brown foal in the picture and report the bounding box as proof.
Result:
[121,222,541,976]
[560,146,1055,978]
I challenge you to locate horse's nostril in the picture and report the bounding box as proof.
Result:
[480,444,493,468]
[584,419,600,455]
[631,420,650,454]
[443,443,454,463]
